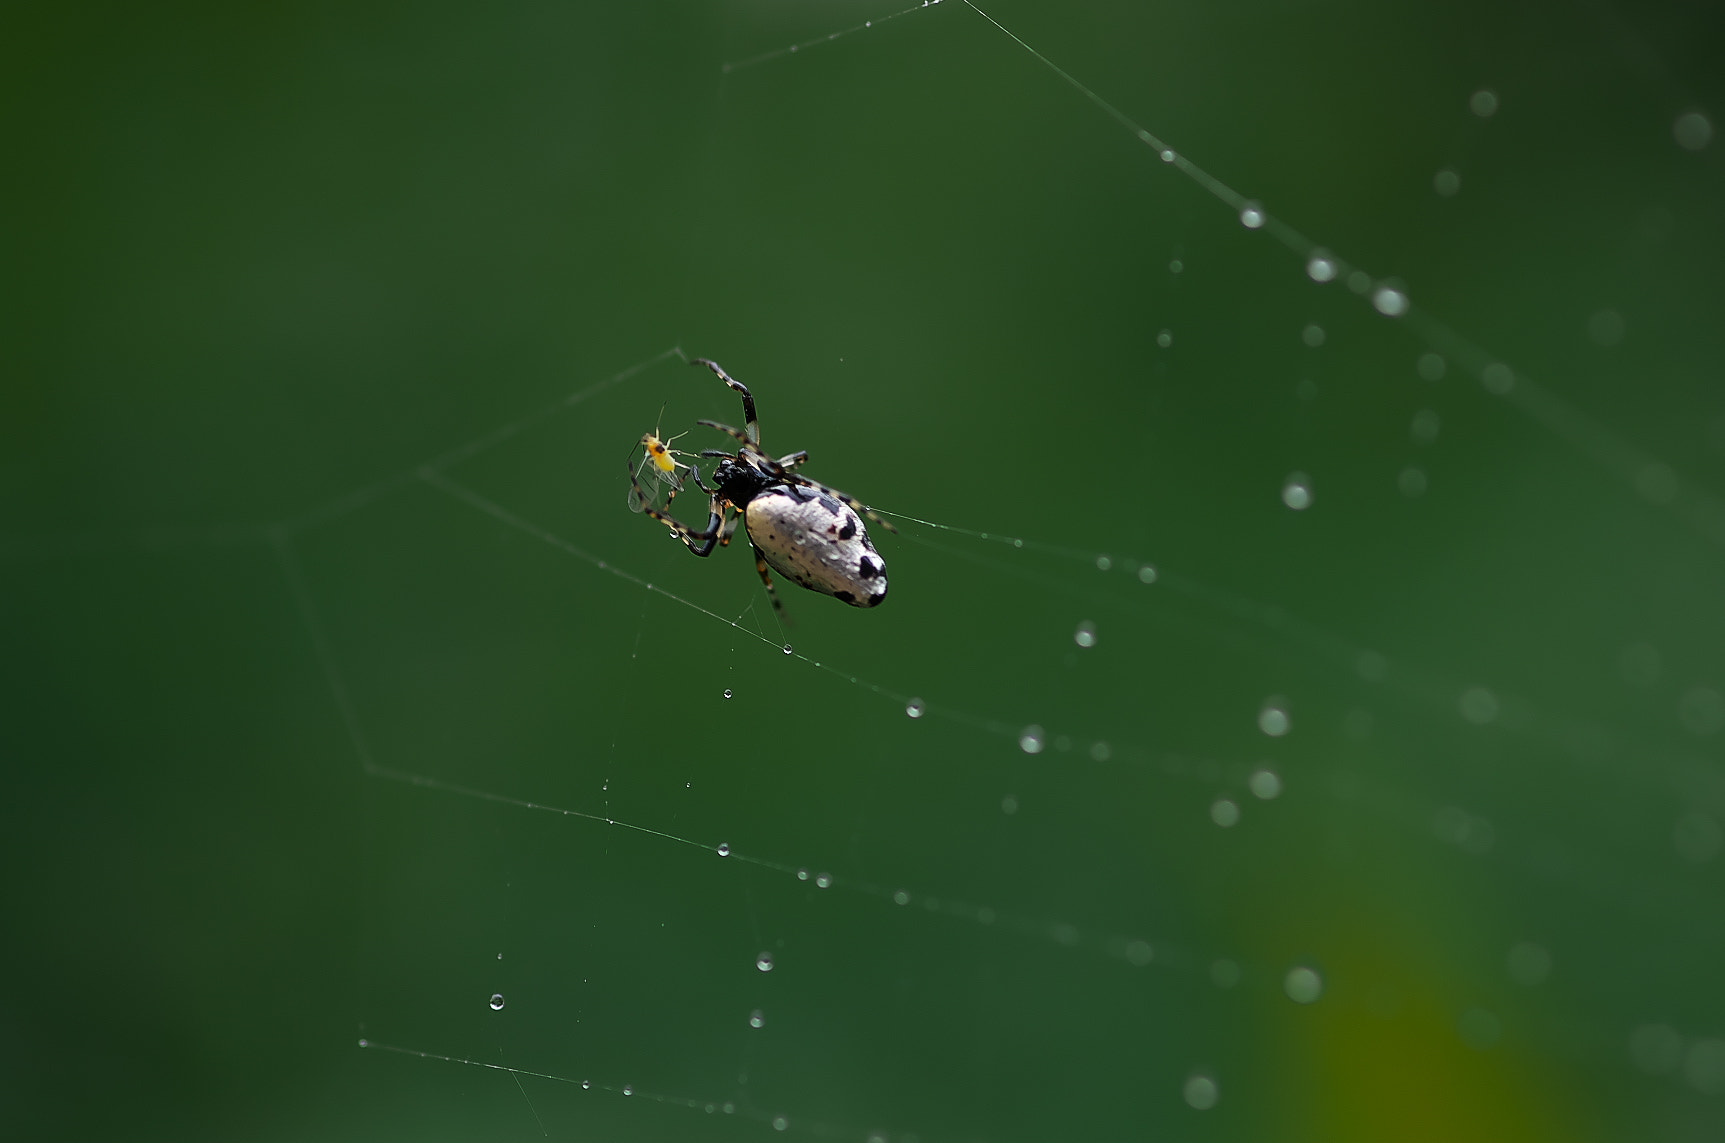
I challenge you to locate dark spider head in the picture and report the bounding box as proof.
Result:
[709,454,778,507]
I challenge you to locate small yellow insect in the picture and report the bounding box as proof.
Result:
[626,426,694,514]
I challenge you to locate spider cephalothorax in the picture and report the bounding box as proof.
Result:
[627,359,895,612]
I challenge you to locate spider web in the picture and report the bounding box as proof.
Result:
[5,2,1724,1141]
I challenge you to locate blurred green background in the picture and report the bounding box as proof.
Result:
[4,1,1724,1140]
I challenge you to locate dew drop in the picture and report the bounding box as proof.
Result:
[1248,768,1283,800]
[782,644,793,655]
[1160,148,1176,163]
[622,1085,634,1096]
[1433,167,1461,196]
[1674,110,1714,151]
[893,890,911,905]
[815,872,832,888]
[1285,965,1324,1003]
[1685,1039,1725,1094]
[1019,725,1046,754]
[756,952,774,972]
[1458,687,1499,724]
[1398,466,1429,497]
[1089,741,1112,762]
[489,993,505,1011]
[796,868,809,880]
[1481,362,1515,394]
[1630,1024,1685,1075]
[1674,811,1723,864]
[1001,794,1019,814]
[1305,250,1337,282]
[773,1117,789,1132]
[1137,565,1158,584]
[582,1080,592,1090]
[716,841,731,857]
[749,1009,765,1028]
[905,697,926,718]
[1210,798,1240,827]
[1587,308,1625,346]
[1074,621,1098,648]
[1458,1008,1501,1049]
[1680,686,1725,735]
[1095,554,1112,571]
[1372,285,1409,316]
[1506,941,1552,986]
[1301,323,1326,347]
[1410,409,1441,443]
[1239,201,1265,229]
[1416,352,1447,380]
[1469,88,1499,117]
[1258,698,1291,737]
[1636,462,1679,504]
[723,688,733,699]
[1183,1073,1220,1110]
[1347,269,1372,293]
[1169,258,1184,273]
[1280,473,1312,510]
[1618,642,1662,687]
[1156,329,1173,348]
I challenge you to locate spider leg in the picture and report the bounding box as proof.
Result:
[717,503,743,548]
[775,449,809,471]
[626,456,724,555]
[783,473,898,533]
[748,541,785,614]
[696,420,754,450]
[690,359,760,444]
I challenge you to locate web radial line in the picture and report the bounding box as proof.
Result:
[422,465,1683,867]
[1397,306,1725,547]
[278,346,684,538]
[720,0,946,74]
[417,468,1020,739]
[369,757,1179,971]
[359,1040,874,1140]
[885,512,1717,798]
[955,0,1725,552]
[367,762,715,853]
[270,529,378,774]
[0,522,270,562]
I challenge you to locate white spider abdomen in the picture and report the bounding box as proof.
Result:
[745,485,887,608]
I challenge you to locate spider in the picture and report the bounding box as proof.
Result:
[627,358,896,612]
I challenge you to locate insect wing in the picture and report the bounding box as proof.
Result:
[627,451,685,513]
